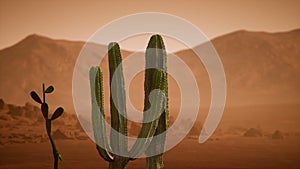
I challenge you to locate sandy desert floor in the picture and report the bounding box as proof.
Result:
[1,136,300,169]
[1,101,300,169]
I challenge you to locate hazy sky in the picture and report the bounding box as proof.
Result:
[0,0,299,49]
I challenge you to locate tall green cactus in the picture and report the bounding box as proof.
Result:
[90,35,168,169]
[30,84,64,169]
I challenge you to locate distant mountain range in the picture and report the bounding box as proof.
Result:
[0,29,299,114]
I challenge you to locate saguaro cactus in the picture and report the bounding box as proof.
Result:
[30,84,64,169]
[90,34,168,169]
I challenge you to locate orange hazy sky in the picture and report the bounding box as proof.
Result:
[0,0,299,49]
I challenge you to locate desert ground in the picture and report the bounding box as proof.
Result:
[1,99,299,169]
[1,136,300,169]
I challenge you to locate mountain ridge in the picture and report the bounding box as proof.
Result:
[0,29,299,114]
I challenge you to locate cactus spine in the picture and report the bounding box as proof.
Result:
[90,35,168,169]
[30,84,64,169]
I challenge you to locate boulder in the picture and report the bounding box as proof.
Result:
[272,130,284,139]
[243,128,263,137]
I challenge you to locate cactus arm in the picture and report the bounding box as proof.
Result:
[129,70,166,158]
[90,67,114,162]
[145,34,169,169]
[107,42,130,168]
[145,34,168,129]
[108,42,128,156]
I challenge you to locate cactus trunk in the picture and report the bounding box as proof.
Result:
[146,155,164,169]
[108,156,129,169]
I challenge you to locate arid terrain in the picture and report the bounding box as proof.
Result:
[0,99,299,169]
[0,29,300,168]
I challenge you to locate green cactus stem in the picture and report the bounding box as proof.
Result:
[90,42,130,169]
[90,35,169,169]
[108,42,129,168]
[108,42,128,155]
[30,84,64,169]
[129,70,166,158]
[90,67,114,162]
[144,34,169,169]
